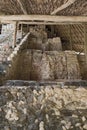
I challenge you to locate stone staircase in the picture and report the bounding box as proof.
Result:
[6,27,81,81]
[0,32,29,85]
[0,27,87,130]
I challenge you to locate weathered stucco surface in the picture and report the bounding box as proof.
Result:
[0,84,87,130]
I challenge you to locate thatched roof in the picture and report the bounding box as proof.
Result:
[0,0,87,15]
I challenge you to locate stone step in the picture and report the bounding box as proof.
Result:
[7,50,81,81]
[5,80,87,87]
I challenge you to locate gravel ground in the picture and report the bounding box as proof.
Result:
[0,84,87,130]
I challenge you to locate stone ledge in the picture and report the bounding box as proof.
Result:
[4,80,87,88]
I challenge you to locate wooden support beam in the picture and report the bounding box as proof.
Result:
[21,24,23,38]
[13,22,18,48]
[69,25,73,50]
[0,15,87,23]
[51,0,76,15]
[17,0,27,14]
[83,24,87,65]
[19,21,82,25]
[50,25,55,37]
[0,21,16,24]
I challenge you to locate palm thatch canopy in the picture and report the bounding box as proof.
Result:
[0,0,87,16]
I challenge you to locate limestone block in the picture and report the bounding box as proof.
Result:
[54,51,67,79]
[48,37,62,51]
[65,51,81,79]
[31,50,54,81]
[7,50,32,80]
[18,50,32,80]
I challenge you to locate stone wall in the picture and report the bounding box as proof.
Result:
[26,36,62,51]
[7,50,81,81]
[0,27,82,84]
[0,84,87,130]
[77,55,87,80]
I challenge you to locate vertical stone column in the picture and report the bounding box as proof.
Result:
[13,22,18,48]
[21,24,23,38]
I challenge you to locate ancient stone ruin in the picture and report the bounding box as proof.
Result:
[0,24,87,130]
[6,27,81,81]
[0,1,87,127]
